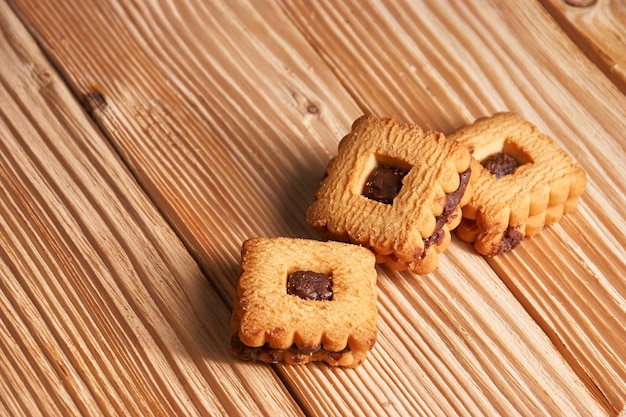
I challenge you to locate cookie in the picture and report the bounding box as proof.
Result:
[448,112,587,256]
[306,115,474,274]
[230,237,378,367]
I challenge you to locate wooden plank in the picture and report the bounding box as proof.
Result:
[12,0,360,303]
[0,2,303,416]
[7,0,621,415]
[279,0,626,414]
[539,0,626,94]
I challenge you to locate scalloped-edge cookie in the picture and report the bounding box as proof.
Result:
[448,112,587,256]
[230,237,378,367]
[306,115,474,274]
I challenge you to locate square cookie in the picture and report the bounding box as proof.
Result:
[448,112,587,256]
[306,115,473,274]
[230,237,378,367]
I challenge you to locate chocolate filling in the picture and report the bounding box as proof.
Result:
[496,226,524,254]
[287,270,333,301]
[230,336,350,364]
[363,164,409,204]
[422,229,445,251]
[481,151,520,178]
[422,168,471,254]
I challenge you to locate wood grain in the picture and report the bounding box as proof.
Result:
[539,0,626,94]
[4,0,625,415]
[0,3,303,416]
[12,0,361,304]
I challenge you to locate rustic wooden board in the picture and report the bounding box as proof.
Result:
[539,0,626,94]
[0,3,303,416]
[4,0,626,415]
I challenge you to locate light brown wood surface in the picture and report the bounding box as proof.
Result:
[1,0,625,416]
[540,0,626,93]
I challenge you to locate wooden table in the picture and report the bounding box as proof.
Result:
[1,0,624,415]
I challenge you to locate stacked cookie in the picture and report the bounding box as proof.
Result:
[231,238,378,367]
[306,115,475,274]
[449,112,587,256]
[230,113,586,367]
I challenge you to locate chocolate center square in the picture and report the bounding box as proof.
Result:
[363,164,409,204]
[481,151,520,178]
[287,270,333,301]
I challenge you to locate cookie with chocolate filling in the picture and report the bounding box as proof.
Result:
[448,112,586,256]
[306,115,474,275]
[230,237,378,367]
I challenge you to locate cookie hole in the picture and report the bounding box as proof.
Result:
[361,154,411,204]
[480,140,532,179]
[286,270,333,301]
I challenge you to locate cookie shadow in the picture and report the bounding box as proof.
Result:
[273,150,329,240]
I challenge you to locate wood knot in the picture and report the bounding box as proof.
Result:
[81,88,108,114]
[564,0,596,7]
[306,103,320,114]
